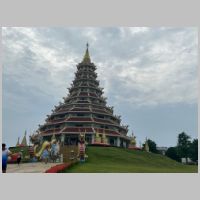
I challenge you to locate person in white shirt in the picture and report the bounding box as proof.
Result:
[2,143,12,173]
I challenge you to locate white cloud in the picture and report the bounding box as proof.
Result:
[2,27,198,108]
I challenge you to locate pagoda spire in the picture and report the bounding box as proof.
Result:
[82,43,91,63]
[21,130,28,146]
[16,137,20,147]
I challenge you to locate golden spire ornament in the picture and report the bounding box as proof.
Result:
[82,43,91,63]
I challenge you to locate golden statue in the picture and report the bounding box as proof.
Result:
[128,132,137,148]
[94,132,101,143]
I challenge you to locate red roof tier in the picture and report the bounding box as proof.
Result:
[61,127,94,133]
[93,118,116,125]
[89,93,97,97]
[92,109,108,114]
[46,118,66,124]
[79,92,88,96]
[94,128,120,136]
[41,128,62,135]
[66,117,92,122]
[71,108,90,112]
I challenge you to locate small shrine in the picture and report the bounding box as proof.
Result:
[143,138,149,152]
[128,132,137,149]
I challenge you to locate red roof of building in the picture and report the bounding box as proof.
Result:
[93,118,115,125]
[71,108,90,112]
[79,92,88,96]
[61,127,94,133]
[66,117,93,122]
[94,128,121,136]
[46,118,66,124]
[41,128,62,135]
[89,93,97,97]
[92,109,108,114]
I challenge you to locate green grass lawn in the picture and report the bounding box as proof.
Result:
[65,146,198,173]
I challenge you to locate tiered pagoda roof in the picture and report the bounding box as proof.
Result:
[38,44,130,142]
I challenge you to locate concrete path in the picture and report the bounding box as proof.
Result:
[7,162,62,173]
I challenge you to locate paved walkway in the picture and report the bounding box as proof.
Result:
[7,162,62,173]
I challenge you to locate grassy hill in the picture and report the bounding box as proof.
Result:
[65,146,198,173]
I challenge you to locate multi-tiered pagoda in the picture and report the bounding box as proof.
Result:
[38,44,131,148]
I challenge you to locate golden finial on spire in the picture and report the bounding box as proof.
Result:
[82,42,91,63]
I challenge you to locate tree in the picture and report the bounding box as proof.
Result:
[189,139,198,163]
[165,147,180,162]
[143,139,158,153]
[177,132,191,163]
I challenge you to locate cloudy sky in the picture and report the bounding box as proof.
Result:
[2,27,198,147]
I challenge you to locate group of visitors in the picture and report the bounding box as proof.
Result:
[41,141,60,164]
[2,141,61,173]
